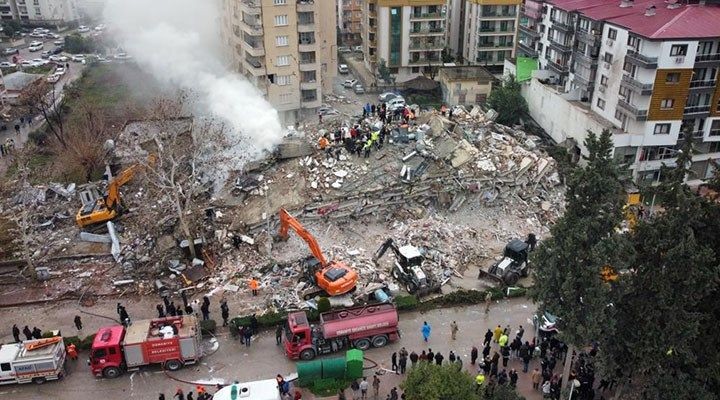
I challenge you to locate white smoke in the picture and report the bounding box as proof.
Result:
[103,0,284,156]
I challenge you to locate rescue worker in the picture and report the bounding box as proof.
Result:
[276,324,283,345]
[23,325,32,341]
[475,373,485,393]
[450,321,459,340]
[318,135,329,150]
[12,324,20,342]
[371,130,380,149]
[74,315,82,330]
[363,139,373,158]
[220,299,230,327]
[67,343,78,360]
[249,277,259,296]
[32,327,42,339]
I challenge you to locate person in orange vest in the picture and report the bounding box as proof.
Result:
[318,135,329,150]
[66,343,78,360]
[249,277,259,296]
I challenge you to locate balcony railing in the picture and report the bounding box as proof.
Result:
[689,80,716,89]
[576,29,600,46]
[549,37,571,52]
[409,41,444,50]
[695,53,720,63]
[710,128,720,136]
[625,50,658,68]
[547,59,569,74]
[409,57,442,65]
[573,73,593,87]
[684,105,711,115]
[410,27,445,34]
[481,11,517,18]
[573,50,597,66]
[551,17,573,32]
[478,42,514,49]
[518,42,538,57]
[410,12,446,20]
[621,74,653,95]
[518,24,540,38]
[617,99,648,120]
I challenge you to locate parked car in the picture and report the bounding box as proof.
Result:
[45,33,60,39]
[113,52,132,60]
[0,61,16,68]
[32,58,49,65]
[78,25,90,33]
[3,47,19,55]
[20,60,37,68]
[338,64,349,74]
[388,98,407,111]
[94,24,105,31]
[378,92,400,102]
[51,46,63,55]
[338,46,352,53]
[54,66,66,75]
[353,46,363,53]
[40,50,52,59]
[342,79,357,88]
[29,43,44,52]
[353,84,365,94]
[53,39,64,46]
[71,54,86,62]
[47,74,60,83]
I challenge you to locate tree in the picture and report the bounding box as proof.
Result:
[599,139,720,399]
[486,75,528,126]
[2,20,22,38]
[377,59,394,84]
[63,33,99,54]
[124,95,233,259]
[530,130,632,390]
[401,363,479,400]
[20,81,69,149]
[54,100,112,182]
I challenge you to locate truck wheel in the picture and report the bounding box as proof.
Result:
[504,272,520,286]
[299,348,316,361]
[32,377,46,384]
[354,338,371,351]
[406,282,418,294]
[165,359,183,371]
[103,367,121,379]
[392,268,400,280]
[371,335,389,348]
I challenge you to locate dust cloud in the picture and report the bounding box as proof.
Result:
[103,0,284,158]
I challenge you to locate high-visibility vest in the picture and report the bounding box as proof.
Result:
[476,374,485,385]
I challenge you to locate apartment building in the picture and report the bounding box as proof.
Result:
[520,0,720,184]
[461,0,520,67]
[0,0,79,24]
[221,0,337,123]
[362,0,448,82]
[338,0,362,45]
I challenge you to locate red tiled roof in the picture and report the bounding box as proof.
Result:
[546,1,720,40]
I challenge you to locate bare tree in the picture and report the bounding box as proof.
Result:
[123,95,232,259]
[19,81,69,148]
[55,100,112,182]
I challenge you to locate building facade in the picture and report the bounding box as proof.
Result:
[461,0,520,68]
[520,0,720,184]
[362,0,448,83]
[0,0,79,24]
[220,0,337,123]
[338,0,362,45]
[439,66,494,106]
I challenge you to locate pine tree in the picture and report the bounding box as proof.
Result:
[486,75,528,126]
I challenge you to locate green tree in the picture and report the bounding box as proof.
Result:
[401,363,479,400]
[2,20,22,37]
[64,33,99,54]
[600,139,720,399]
[377,59,394,84]
[486,75,528,126]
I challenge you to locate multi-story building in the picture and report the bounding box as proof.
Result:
[0,0,79,24]
[362,0,448,82]
[338,0,362,45]
[220,0,337,123]
[461,0,520,68]
[520,0,720,184]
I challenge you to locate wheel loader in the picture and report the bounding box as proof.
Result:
[372,238,441,296]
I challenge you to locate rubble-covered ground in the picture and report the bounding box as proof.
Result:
[0,102,565,312]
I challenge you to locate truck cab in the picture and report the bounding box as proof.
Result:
[283,312,313,360]
[89,326,125,378]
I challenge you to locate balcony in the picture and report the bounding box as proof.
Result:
[625,50,658,69]
[480,25,516,34]
[684,104,711,116]
[239,0,260,14]
[576,29,600,46]
[689,80,716,90]
[549,37,571,53]
[481,11,517,19]
[621,74,653,95]
[299,59,318,71]
[617,99,648,120]
[297,0,316,12]
[243,57,266,76]
[573,50,598,67]
[695,53,720,64]
[547,59,569,74]
[409,56,442,65]
[573,73,593,87]
[550,17,573,32]
[518,24,540,38]
[298,22,315,33]
[521,5,542,20]
[300,80,319,90]
[478,41,514,49]
[409,41,444,51]
[410,12,445,20]
[409,27,445,36]
[241,40,265,57]
[518,42,538,57]
[239,19,263,36]
[299,40,316,52]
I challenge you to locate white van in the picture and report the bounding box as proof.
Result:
[0,338,67,385]
[213,379,282,400]
[338,64,349,74]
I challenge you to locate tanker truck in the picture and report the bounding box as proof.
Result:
[284,303,400,360]
[89,315,201,378]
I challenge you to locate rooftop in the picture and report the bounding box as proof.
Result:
[548,0,720,40]
[3,71,43,92]
[439,66,494,83]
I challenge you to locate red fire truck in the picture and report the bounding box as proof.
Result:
[284,303,400,360]
[89,316,202,378]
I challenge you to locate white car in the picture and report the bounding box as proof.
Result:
[378,92,401,102]
[50,55,69,62]
[45,33,60,39]
[338,64,349,74]
[47,74,60,83]
[354,84,365,94]
[388,98,407,111]
[20,60,37,68]
[0,61,16,68]
[342,79,357,88]
[94,24,105,31]
[78,25,90,33]
[29,43,44,52]
[53,39,64,45]
[54,67,66,75]
[71,54,86,62]
[32,58,49,65]
[113,53,132,60]
[29,32,45,38]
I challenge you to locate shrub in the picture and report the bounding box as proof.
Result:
[395,295,419,311]
[308,377,351,397]
[200,319,217,335]
[317,297,331,313]
[28,130,48,145]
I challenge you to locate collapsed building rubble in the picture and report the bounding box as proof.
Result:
[0,106,565,312]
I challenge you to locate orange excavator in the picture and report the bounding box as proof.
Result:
[278,208,358,299]
[75,163,142,228]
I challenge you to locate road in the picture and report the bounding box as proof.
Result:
[0,296,544,400]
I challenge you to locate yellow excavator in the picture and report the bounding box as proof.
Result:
[75,164,141,228]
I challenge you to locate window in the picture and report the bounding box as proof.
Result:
[603,52,613,63]
[276,75,291,86]
[654,124,671,135]
[607,28,617,40]
[274,0,287,4]
[615,110,628,130]
[619,86,630,100]
[411,67,420,73]
[34,6,39,15]
[579,18,590,32]
[623,61,636,76]
[0,362,10,371]
[274,15,288,26]
[660,99,674,109]
[600,75,608,86]
[710,120,720,136]
[666,72,680,83]
[276,35,288,46]
[476,93,487,104]
[597,98,606,110]
[279,93,293,104]
[627,35,640,50]
[276,55,290,66]
[92,349,107,358]
[459,93,466,103]
[670,44,688,56]
[108,347,116,355]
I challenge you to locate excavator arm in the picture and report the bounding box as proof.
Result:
[278,208,328,266]
[105,164,141,210]
[373,238,402,264]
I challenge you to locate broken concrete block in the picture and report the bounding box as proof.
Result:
[240,235,255,245]
[80,232,112,243]
[333,170,348,178]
